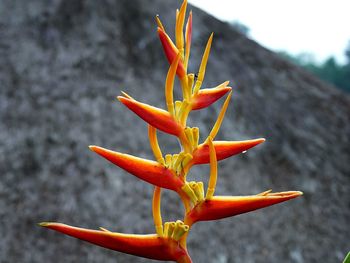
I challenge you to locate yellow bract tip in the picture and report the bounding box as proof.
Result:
[193,33,214,94]
[38,222,51,227]
[99,227,111,232]
[121,91,133,100]
[155,15,165,31]
[209,91,232,140]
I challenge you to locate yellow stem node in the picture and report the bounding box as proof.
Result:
[165,221,176,238]
[190,181,204,201]
[165,154,172,168]
[182,183,198,204]
[172,221,189,241]
[175,100,182,117]
[179,101,191,126]
[184,127,194,148]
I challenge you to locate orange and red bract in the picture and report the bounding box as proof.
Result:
[191,138,266,165]
[41,223,191,262]
[89,146,184,191]
[158,28,186,79]
[191,85,232,110]
[185,191,302,225]
[118,95,184,137]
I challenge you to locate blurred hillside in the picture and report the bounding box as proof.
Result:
[1,0,349,262]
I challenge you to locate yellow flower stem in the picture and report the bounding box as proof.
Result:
[149,126,165,237]
[187,74,194,95]
[205,137,217,199]
[175,101,182,117]
[165,53,181,116]
[179,102,191,127]
[192,127,199,149]
[179,231,189,250]
[208,91,232,140]
[148,125,164,164]
[177,100,189,122]
[178,189,192,213]
[193,33,214,94]
[152,186,163,236]
[180,76,190,101]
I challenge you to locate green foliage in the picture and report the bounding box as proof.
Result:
[343,252,350,263]
[278,42,350,93]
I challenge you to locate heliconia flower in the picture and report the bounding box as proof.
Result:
[40,1,303,261]
[118,95,184,137]
[185,191,303,225]
[158,27,186,79]
[89,145,184,191]
[191,138,265,165]
[191,82,232,110]
[39,223,192,262]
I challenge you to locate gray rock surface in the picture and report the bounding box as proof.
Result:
[1,0,349,262]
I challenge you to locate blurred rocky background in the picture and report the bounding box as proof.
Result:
[1,0,349,262]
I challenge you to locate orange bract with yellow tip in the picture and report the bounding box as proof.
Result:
[40,1,302,262]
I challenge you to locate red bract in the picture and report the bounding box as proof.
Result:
[191,82,232,110]
[158,28,186,79]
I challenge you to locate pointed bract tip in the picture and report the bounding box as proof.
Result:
[295,191,303,196]
[88,145,98,152]
[99,227,111,232]
[117,95,125,101]
[121,91,133,100]
[117,95,131,104]
[39,222,52,227]
[257,138,266,144]
[267,190,303,198]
